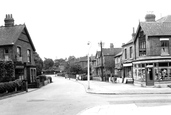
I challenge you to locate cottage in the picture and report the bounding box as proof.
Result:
[0,14,36,84]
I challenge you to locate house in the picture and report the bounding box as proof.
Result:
[122,34,135,83]
[0,14,36,84]
[95,43,122,81]
[133,14,171,87]
[114,51,122,78]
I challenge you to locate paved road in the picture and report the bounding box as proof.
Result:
[0,75,171,115]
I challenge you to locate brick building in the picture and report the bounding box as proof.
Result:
[0,14,36,84]
[95,43,122,81]
[133,14,171,87]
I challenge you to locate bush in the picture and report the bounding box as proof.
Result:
[0,79,23,94]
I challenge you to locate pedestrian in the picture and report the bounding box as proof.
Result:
[76,74,79,81]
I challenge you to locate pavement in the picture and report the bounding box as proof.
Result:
[75,80,171,115]
[76,80,171,95]
[1,76,171,115]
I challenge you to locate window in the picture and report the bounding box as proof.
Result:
[125,49,127,59]
[17,46,21,57]
[139,31,146,56]
[161,40,169,55]
[27,49,31,63]
[4,48,9,54]
[130,47,133,58]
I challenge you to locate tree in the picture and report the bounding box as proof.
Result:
[43,58,54,70]
[54,58,66,68]
[34,52,43,75]
[70,64,83,74]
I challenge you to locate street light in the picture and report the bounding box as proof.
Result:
[87,41,91,89]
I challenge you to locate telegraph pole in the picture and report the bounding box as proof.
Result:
[100,41,104,81]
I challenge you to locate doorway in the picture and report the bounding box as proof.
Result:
[146,67,154,86]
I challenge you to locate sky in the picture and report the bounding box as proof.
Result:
[0,0,171,60]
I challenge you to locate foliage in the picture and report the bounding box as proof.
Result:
[54,58,66,68]
[34,52,43,75]
[70,64,83,74]
[43,58,54,70]
[0,61,14,82]
[0,79,23,93]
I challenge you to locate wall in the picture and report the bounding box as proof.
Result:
[14,29,35,65]
[122,43,134,63]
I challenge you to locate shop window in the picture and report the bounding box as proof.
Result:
[154,69,159,80]
[169,69,171,79]
[142,64,145,67]
[159,68,168,80]
[159,62,168,67]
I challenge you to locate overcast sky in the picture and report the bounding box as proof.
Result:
[0,0,170,60]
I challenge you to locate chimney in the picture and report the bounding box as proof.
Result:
[110,43,114,49]
[145,13,156,22]
[132,27,136,39]
[4,14,14,27]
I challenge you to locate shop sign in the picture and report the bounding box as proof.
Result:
[123,63,132,67]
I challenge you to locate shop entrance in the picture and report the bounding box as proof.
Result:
[146,67,154,86]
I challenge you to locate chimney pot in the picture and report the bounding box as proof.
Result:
[4,14,14,27]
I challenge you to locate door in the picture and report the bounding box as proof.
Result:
[146,68,154,86]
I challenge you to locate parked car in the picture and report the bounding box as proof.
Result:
[79,74,92,80]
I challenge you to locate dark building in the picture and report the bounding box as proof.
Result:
[0,14,36,84]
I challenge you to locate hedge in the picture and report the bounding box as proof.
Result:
[0,79,23,94]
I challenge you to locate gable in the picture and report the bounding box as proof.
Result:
[18,26,36,51]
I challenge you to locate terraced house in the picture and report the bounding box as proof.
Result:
[0,14,36,84]
[133,14,171,87]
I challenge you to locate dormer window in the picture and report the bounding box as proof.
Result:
[160,38,169,55]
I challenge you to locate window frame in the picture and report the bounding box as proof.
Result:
[27,49,31,63]
[17,46,21,57]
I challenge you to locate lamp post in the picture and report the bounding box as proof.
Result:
[87,41,91,89]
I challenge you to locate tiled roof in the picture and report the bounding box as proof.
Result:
[0,25,25,45]
[0,24,36,51]
[123,39,133,46]
[140,15,171,36]
[114,51,122,57]
[102,48,122,56]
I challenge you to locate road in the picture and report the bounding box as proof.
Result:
[0,75,171,115]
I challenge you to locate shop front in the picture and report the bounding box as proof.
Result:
[133,59,171,87]
[123,63,133,83]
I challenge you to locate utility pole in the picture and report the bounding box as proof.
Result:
[100,41,104,81]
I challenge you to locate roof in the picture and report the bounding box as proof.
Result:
[102,48,122,56]
[0,24,36,51]
[114,51,122,57]
[139,15,171,36]
[122,39,133,47]
[79,56,87,62]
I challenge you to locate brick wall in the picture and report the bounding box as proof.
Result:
[122,43,134,62]
[13,30,35,65]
